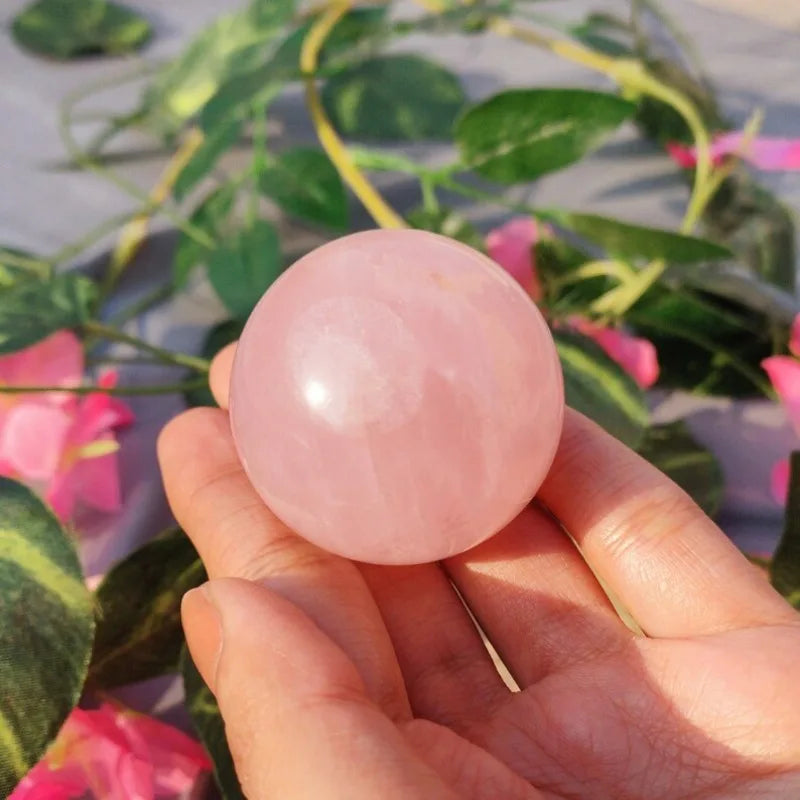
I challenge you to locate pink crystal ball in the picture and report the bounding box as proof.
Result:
[229,229,564,564]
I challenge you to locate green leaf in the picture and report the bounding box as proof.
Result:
[200,72,286,133]
[554,329,648,448]
[0,247,44,286]
[276,5,389,71]
[626,289,773,397]
[322,55,466,141]
[0,274,96,355]
[320,6,389,57]
[87,529,204,690]
[207,220,282,318]
[455,89,635,183]
[199,6,387,130]
[182,648,245,800]
[0,478,94,797]
[534,237,611,313]
[173,119,243,202]
[568,13,634,57]
[12,0,151,59]
[637,421,723,517]
[548,211,732,263]
[406,207,485,252]
[634,57,725,147]
[173,184,236,288]
[141,0,295,134]
[771,451,800,609]
[703,171,797,293]
[259,149,348,230]
[184,319,245,408]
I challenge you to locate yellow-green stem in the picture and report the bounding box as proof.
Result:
[0,379,208,397]
[84,321,210,373]
[301,1,406,229]
[104,128,205,298]
[485,17,713,235]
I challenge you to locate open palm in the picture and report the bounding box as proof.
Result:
[162,345,800,800]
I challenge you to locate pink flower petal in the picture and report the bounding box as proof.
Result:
[572,318,660,389]
[13,705,209,800]
[667,132,800,172]
[68,707,153,800]
[715,132,800,171]
[70,449,122,512]
[762,355,800,432]
[116,711,211,796]
[70,376,134,444]
[0,404,71,481]
[789,314,800,358]
[9,765,85,800]
[486,217,543,302]
[0,331,83,400]
[45,471,76,522]
[666,141,699,168]
[771,459,790,505]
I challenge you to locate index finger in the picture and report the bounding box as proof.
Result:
[539,409,797,638]
[209,342,236,408]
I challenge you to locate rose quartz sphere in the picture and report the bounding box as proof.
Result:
[229,229,564,564]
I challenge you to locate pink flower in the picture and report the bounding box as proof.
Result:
[0,331,133,521]
[789,315,800,358]
[571,317,660,389]
[10,704,211,800]
[771,459,790,505]
[762,324,800,505]
[667,132,800,171]
[486,217,544,302]
[488,219,660,389]
[762,355,800,433]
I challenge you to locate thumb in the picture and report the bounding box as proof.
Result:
[182,578,456,800]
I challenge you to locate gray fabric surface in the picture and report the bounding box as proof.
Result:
[1,0,799,572]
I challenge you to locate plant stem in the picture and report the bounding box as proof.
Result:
[437,175,541,217]
[0,251,51,278]
[301,1,407,229]
[420,174,440,213]
[59,88,216,252]
[248,100,269,225]
[484,16,713,235]
[106,283,174,327]
[84,321,210,373]
[0,379,208,397]
[102,128,205,300]
[47,209,151,269]
[86,355,168,367]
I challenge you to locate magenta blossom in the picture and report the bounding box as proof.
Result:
[667,131,800,171]
[570,317,660,389]
[10,704,211,800]
[762,330,800,504]
[771,459,790,506]
[487,217,660,389]
[487,217,544,301]
[0,331,133,521]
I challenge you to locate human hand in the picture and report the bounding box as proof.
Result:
[159,344,800,800]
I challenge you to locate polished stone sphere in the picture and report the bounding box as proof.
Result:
[230,229,563,564]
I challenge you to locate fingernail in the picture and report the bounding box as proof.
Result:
[182,584,223,692]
